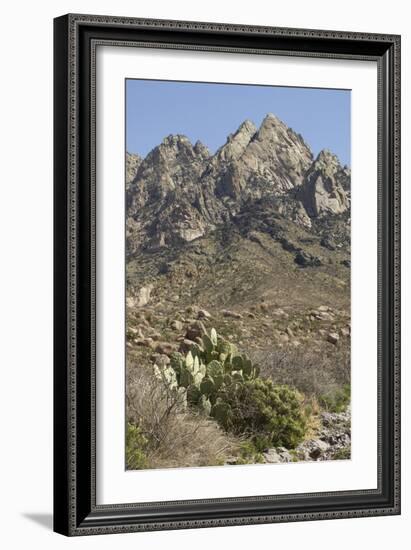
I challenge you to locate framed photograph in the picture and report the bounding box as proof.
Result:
[53,14,401,536]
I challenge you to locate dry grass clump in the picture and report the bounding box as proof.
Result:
[250,344,350,402]
[126,365,239,469]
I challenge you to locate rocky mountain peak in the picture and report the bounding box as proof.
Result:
[256,112,286,139]
[125,113,350,253]
[216,119,257,163]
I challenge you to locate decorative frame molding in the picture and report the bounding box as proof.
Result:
[54,13,401,536]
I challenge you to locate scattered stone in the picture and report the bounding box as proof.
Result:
[341,259,351,268]
[135,285,153,307]
[263,449,282,463]
[154,342,178,355]
[197,308,212,320]
[134,337,154,348]
[147,330,162,340]
[309,440,330,459]
[295,251,322,267]
[277,447,292,462]
[170,320,183,331]
[222,309,243,319]
[340,327,350,337]
[327,332,339,345]
[179,339,198,353]
[320,237,336,251]
[286,327,294,337]
[272,308,288,318]
[185,320,207,341]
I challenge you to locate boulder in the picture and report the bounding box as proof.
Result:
[295,251,322,267]
[263,449,282,464]
[222,309,243,319]
[327,332,339,345]
[197,308,212,320]
[185,320,207,341]
[154,342,178,355]
[134,337,154,349]
[179,339,198,353]
[170,320,183,331]
[130,284,154,307]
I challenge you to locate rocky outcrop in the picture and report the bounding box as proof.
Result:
[126,152,142,187]
[297,150,350,218]
[126,284,153,308]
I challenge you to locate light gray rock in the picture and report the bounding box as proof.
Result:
[263,449,282,464]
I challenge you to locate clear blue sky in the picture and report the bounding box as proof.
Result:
[126,79,351,166]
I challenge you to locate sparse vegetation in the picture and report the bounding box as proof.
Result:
[126,364,240,469]
[251,346,350,404]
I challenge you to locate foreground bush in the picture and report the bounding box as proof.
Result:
[215,378,306,448]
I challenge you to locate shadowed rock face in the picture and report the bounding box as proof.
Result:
[125,114,350,254]
[298,150,350,217]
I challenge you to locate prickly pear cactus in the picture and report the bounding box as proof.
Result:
[200,376,215,396]
[153,364,178,390]
[210,328,218,347]
[164,327,262,425]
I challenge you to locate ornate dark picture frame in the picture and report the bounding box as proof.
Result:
[53,13,401,536]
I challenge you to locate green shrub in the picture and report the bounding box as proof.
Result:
[126,422,148,469]
[333,446,351,460]
[319,384,350,413]
[235,440,265,465]
[215,379,306,449]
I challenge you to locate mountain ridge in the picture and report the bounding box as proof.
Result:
[126,113,350,255]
